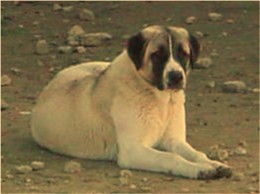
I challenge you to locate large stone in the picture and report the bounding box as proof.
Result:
[78,9,95,21]
[80,32,112,47]
[35,40,49,55]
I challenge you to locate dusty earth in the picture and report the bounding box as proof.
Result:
[1,1,259,193]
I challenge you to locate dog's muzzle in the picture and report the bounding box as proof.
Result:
[166,71,184,90]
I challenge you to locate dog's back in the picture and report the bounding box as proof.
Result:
[31,62,117,160]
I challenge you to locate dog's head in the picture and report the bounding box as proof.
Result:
[127,25,200,91]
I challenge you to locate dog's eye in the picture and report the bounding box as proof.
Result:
[151,50,166,62]
[177,47,190,59]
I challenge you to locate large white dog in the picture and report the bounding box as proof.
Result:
[31,25,232,179]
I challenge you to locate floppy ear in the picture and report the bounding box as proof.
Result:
[189,35,200,68]
[127,32,146,70]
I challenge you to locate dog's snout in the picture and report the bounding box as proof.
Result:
[168,71,183,83]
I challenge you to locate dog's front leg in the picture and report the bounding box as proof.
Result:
[161,103,232,179]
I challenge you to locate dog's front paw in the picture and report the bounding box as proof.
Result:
[197,165,232,180]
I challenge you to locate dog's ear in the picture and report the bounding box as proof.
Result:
[189,35,200,68]
[127,32,146,70]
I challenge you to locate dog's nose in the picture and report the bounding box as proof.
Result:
[168,71,183,84]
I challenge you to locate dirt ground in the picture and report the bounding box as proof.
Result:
[1,1,259,193]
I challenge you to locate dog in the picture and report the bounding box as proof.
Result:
[31,25,232,179]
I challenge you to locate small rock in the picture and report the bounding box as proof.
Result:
[208,12,223,21]
[31,161,45,170]
[10,67,22,74]
[76,46,86,54]
[67,35,80,46]
[140,187,152,192]
[53,3,62,11]
[80,32,112,47]
[19,111,31,115]
[6,174,14,179]
[1,75,12,86]
[232,172,244,181]
[129,184,137,189]
[62,6,74,12]
[35,40,49,55]
[226,19,235,24]
[120,169,133,178]
[68,25,85,36]
[194,57,213,69]
[221,81,247,93]
[141,177,148,182]
[247,163,253,169]
[64,161,81,173]
[222,31,228,37]
[15,165,33,174]
[185,16,197,24]
[195,31,204,38]
[78,9,95,21]
[250,88,260,93]
[206,81,215,89]
[207,145,229,161]
[58,46,73,54]
[234,146,247,155]
[1,99,9,110]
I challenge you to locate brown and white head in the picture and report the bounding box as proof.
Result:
[127,25,200,91]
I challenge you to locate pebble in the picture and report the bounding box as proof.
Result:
[79,8,95,21]
[15,165,33,174]
[6,174,14,179]
[76,46,86,54]
[10,67,22,74]
[238,140,247,147]
[80,32,112,47]
[206,81,215,89]
[185,16,197,24]
[58,46,73,54]
[141,177,148,182]
[19,111,31,115]
[208,12,223,21]
[129,184,137,189]
[222,31,228,37]
[1,99,9,110]
[226,19,235,24]
[221,81,247,93]
[234,146,247,155]
[31,161,45,170]
[35,40,49,55]
[62,6,74,12]
[207,145,229,161]
[53,3,62,11]
[250,88,260,93]
[68,25,85,36]
[195,31,204,38]
[64,161,81,173]
[1,75,12,86]
[194,57,213,69]
[232,172,244,181]
[120,169,133,178]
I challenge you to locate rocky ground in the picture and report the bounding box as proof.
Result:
[1,1,259,193]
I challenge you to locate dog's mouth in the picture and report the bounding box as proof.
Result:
[166,82,185,91]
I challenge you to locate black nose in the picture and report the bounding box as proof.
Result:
[168,71,183,84]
